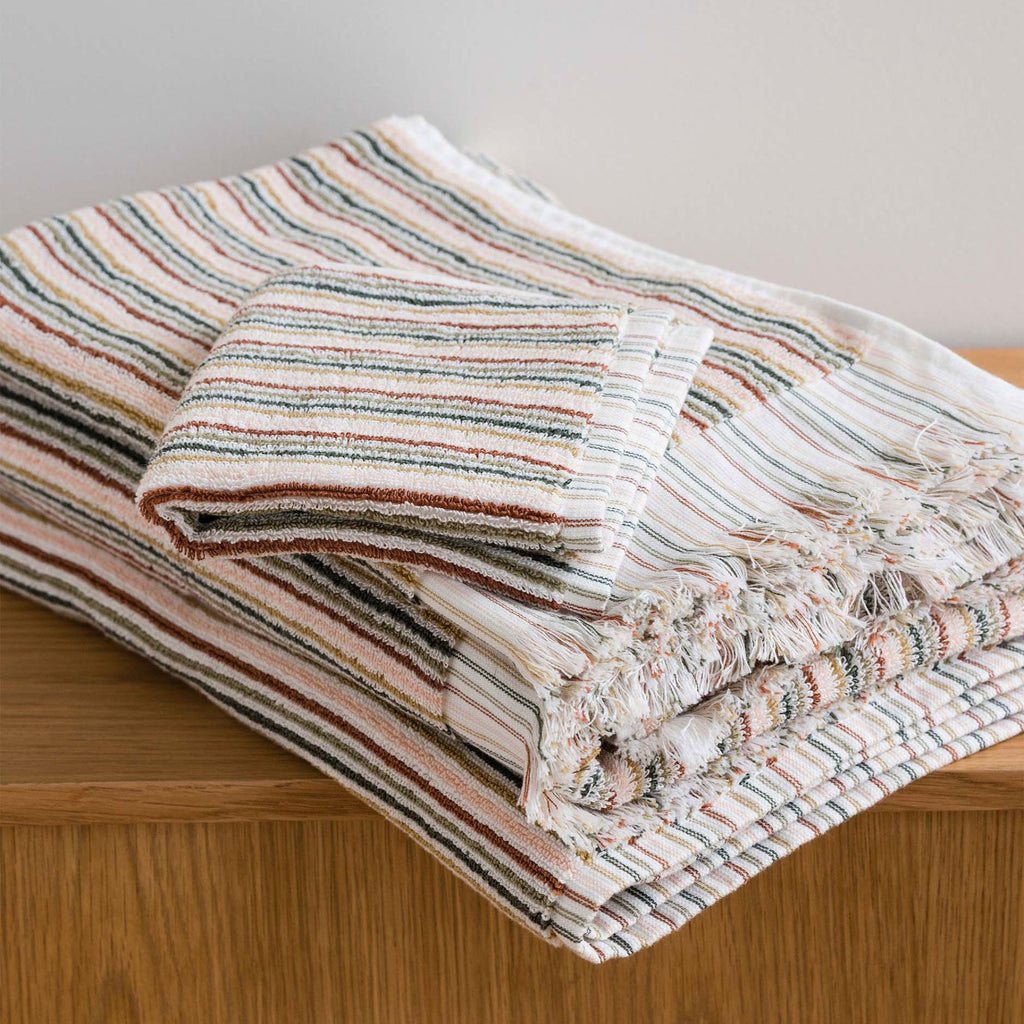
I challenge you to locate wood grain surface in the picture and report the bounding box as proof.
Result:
[1,347,1023,1023]
[2,813,1021,1023]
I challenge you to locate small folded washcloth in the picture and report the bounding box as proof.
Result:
[137,263,710,608]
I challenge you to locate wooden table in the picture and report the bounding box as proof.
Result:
[2,350,1022,1024]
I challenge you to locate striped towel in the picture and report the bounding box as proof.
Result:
[137,264,712,607]
[1,115,1022,960]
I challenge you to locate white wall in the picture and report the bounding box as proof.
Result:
[2,0,1021,347]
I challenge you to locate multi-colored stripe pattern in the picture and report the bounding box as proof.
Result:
[1,115,1023,960]
[136,264,710,607]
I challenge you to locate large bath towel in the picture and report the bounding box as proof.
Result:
[1,115,1021,960]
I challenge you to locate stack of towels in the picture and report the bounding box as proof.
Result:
[1,116,1021,960]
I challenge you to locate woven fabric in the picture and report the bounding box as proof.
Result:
[137,263,711,607]
[1,115,1022,961]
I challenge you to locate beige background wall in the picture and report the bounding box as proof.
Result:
[2,0,1020,347]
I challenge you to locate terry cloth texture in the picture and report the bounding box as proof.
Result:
[1,115,1022,962]
[137,263,712,608]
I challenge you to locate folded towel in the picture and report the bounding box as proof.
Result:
[133,126,1024,852]
[137,263,711,608]
[1,114,1022,960]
